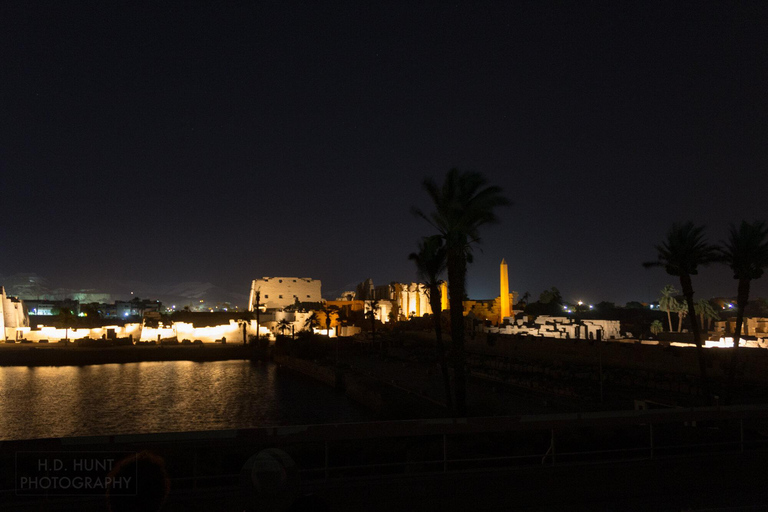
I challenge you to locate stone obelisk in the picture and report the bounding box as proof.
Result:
[500,259,510,322]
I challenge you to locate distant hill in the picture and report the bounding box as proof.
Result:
[1,273,249,309]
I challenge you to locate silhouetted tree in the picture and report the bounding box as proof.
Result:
[55,305,76,342]
[414,169,509,416]
[659,284,679,332]
[644,222,720,400]
[365,299,380,343]
[694,299,719,332]
[675,299,689,333]
[276,318,292,337]
[720,220,768,400]
[320,304,339,338]
[304,312,320,332]
[409,234,452,409]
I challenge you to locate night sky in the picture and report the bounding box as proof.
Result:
[2,2,767,306]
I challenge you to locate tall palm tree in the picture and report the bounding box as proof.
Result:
[321,304,339,338]
[694,299,719,333]
[414,169,509,416]
[659,285,679,332]
[720,221,768,399]
[409,234,452,410]
[365,299,380,343]
[644,222,720,400]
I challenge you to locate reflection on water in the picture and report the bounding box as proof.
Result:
[0,361,368,441]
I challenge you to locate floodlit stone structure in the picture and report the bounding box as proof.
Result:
[248,277,322,310]
[500,259,510,321]
[484,315,622,340]
[0,286,29,340]
[353,280,449,322]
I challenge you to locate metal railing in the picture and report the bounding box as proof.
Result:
[3,404,768,497]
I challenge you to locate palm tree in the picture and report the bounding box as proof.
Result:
[365,299,380,343]
[650,320,664,336]
[321,304,339,338]
[276,318,292,337]
[675,299,688,333]
[659,285,679,332]
[303,312,320,332]
[644,222,720,400]
[55,306,76,343]
[720,221,768,399]
[414,169,509,416]
[694,299,719,333]
[409,234,452,409]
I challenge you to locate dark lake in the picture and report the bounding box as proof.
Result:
[0,360,370,441]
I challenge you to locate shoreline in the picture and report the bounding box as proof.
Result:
[0,343,262,367]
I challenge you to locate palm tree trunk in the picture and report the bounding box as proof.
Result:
[429,288,452,410]
[727,278,750,402]
[677,311,683,333]
[666,308,674,332]
[447,245,468,416]
[680,275,710,401]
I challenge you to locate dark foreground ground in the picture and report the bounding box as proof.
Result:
[4,411,768,512]
[5,333,768,511]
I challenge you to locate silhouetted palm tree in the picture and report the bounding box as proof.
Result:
[304,312,320,332]
[365,299,380,344]
[694,299,719,333]
[644,222,720,400]
[321,304,339,338]
[276,318,292,337]
[414,169,509,416]
[675,299,689,333]
[659,285,679,332]
[409,234,452,409]
[720,221,768,399]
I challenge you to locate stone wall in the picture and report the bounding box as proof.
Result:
[467,332,768,385]
[484,316,622,340]
[15,320,272,344]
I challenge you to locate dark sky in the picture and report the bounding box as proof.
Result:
[2,1,767,305]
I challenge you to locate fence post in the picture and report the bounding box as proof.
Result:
[443,434,448,472]
[649,423,654,459]
[324,441,329,480]
[740,418,744,453]
[551,429,556,466]
[193,451,198,490]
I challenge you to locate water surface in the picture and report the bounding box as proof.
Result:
[0,360,368,440]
